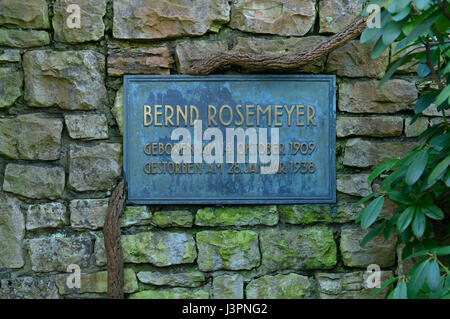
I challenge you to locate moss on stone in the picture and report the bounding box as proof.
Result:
[129,286,210,299]
[152,210,194,228]
[195,205,278,226]
[196,230,260,271]
[246,273,310,299]
[259,226,337,271]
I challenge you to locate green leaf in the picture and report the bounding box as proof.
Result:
[414,0,430,10]
[443,63,450,75]
[388,0,411,13]
[385,215,398,240]
[427,154,450,184]
[396,11,441,50]
[380,165,407,188]
[429,133,450,148]
[445,169,450,187]
[408,260,430,297]
[361,27,381,44]
[418,123,446,141]
[356,192,378,209]
[392,5,411,21]
[415,91,439,114]
[389,191,412,205]
[422,205,444,220]
[405,149,429,185]
[361,221,386,247]
[427,260,441,291]
[402,242,414,260]
[361,196,385,229]
[412,207,426,238]
[436,84,450,106]
[397,206,415,234]
[417,62,431,78]
[384,225,394,241]
[404,248,429,260]
[383,21,405,45]
[368,159,399,182]
[433,246,450,256]
[372,37,390,59]
[435,14,450,34]
[393,280,408,299]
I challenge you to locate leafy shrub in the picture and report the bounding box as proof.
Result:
[357,0,450,299]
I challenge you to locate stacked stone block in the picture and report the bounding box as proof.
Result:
[0,0,439,299]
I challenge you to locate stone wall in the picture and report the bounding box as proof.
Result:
[0,0,439,299]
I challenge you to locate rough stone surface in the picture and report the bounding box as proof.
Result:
[340,226,397,268]
[122,206,152,227]
[336,116,403,137]
[3,164,65,199]
[246,273,310,299]
[0,49,21,63]
[404,117,429,137]
[315,271,393,299]
[212,274,244,299]
[113,0,230,39]
[319,0,362,33]
[108,43,173,76]
[152,210,194,228]
[0,114,63,160]
[68,143,122,192]
[259,226,337,271]
[422,104,450,117]
[175,40,228,74]
[53,0,106,43]
[430,117,445,126]
[279,203,361,224]
[24,50,107,110]
[26,202,68,231]
[335,200,364,222]
[55,268,138,294]
[0,0,422,300]
[0,192,24,269]
[64,114,108,140]
[111,232,197,266]
[29,236,92,272]
[0,277,58,299]
[0,29,50,48]
[327,41,388,78]
[69,199,109,230]
[0,66,22,108]
[343,138,417,168]
[337,174,372,197]
[196,230,260,271]
[279,205,331,224]
[137,270,206,288]
[0,0,50,29]
[93,236,107,266]
[112,86,124,135]
[230,0,316,36]
[130,286,210,299]
[233,36,326,73]
[195,206,278,227]
[339,80,418,113]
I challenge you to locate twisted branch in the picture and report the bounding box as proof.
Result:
[188,15,371,75]
[104,180,126,299]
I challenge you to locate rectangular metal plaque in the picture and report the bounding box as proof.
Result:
[124,75,336,204]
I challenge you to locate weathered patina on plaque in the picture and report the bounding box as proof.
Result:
[124,75,336,204]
